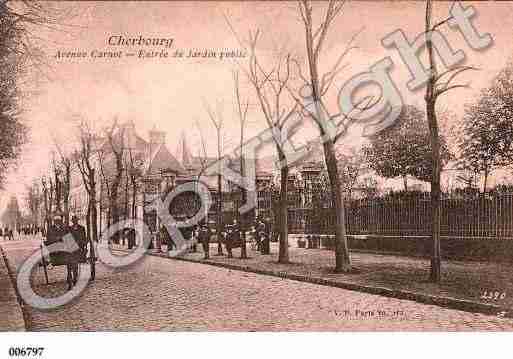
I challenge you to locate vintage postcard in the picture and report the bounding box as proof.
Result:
[0,0,512,356]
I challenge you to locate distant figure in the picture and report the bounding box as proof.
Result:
[224,222,241,258]
[199,223,210,260]
[127,227,136,249]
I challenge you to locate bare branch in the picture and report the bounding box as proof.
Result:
[435,83,470,97]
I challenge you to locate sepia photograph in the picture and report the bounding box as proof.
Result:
[0,0,512,357]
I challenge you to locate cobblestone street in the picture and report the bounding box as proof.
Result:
[2,238,513,331]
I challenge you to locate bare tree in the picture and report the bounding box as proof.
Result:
[294,0,366,272]
[40,175,53,233]
[204,101,225,256]
[126,146,143,220]
[73,119,99,244]
[97,144,111,227]
[424,0,476,282]
[193,119,212,227]
[233,70,251,259]
[49,154,60,213]
[104,120,125,229]
[54,142,72,226]
[244,31,299,263]
[194,120,210,182]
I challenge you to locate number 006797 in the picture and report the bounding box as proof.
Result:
[8,347,45,357]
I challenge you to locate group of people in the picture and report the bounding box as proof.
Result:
[20,226,41,235]
[222,217,273,257]
[44,213,92,290]
[0,227,15,240]
[154,216,274,259]
[0,225,41,240]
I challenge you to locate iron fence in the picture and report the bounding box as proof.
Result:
[258,189,513,238]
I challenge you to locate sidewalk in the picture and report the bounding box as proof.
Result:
[0,241,26,331]
[120,239,513,317]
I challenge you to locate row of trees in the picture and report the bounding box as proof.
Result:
[364,59,513,197]
[0,1,33,188]
[458,62,513,192]
[21,1,508,286]
[26,120,144,244]
[0,2,72,188]
[217,0,503,283]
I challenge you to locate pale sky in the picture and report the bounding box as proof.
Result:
[2,0,513,213]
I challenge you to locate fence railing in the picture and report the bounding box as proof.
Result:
[259,190,513,238]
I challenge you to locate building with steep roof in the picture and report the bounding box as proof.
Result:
[69,121,184,237]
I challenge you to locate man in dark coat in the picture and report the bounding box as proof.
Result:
[198,223,210,259]
[68,215,87,289]
[127,227,136,249]
[225,221,241,258]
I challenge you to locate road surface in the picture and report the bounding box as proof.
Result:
[2,238,513,331]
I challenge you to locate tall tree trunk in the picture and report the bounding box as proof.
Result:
[86,200,92,241]
[111,180,120,226]
[403,176,408,191]
[483,167,489,194]
[90,171,98,243]
[124,174,129,219]
[217,173,223,255]
[91,198,98,242]
[131,180,137,218]
[302,5,351,272]
[324,140,351,272]
[64,165,70,226]
[278,161,289,263]
[240,156,248,259]
[427,99,441,283]
[99,183,104,233]
[426,0,441,283]
[43,188,49,234]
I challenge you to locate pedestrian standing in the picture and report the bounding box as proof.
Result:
[127,227,136,249]
[199,223,210,259]
[69,215,88,289]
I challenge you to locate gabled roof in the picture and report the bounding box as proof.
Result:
[147,143,185,175]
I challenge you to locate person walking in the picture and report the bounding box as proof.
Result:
[69,215,88,289]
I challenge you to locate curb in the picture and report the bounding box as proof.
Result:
[118,248,513,319]
[0,243,28,331]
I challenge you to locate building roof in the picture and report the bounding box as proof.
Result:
[147,143,185,175]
